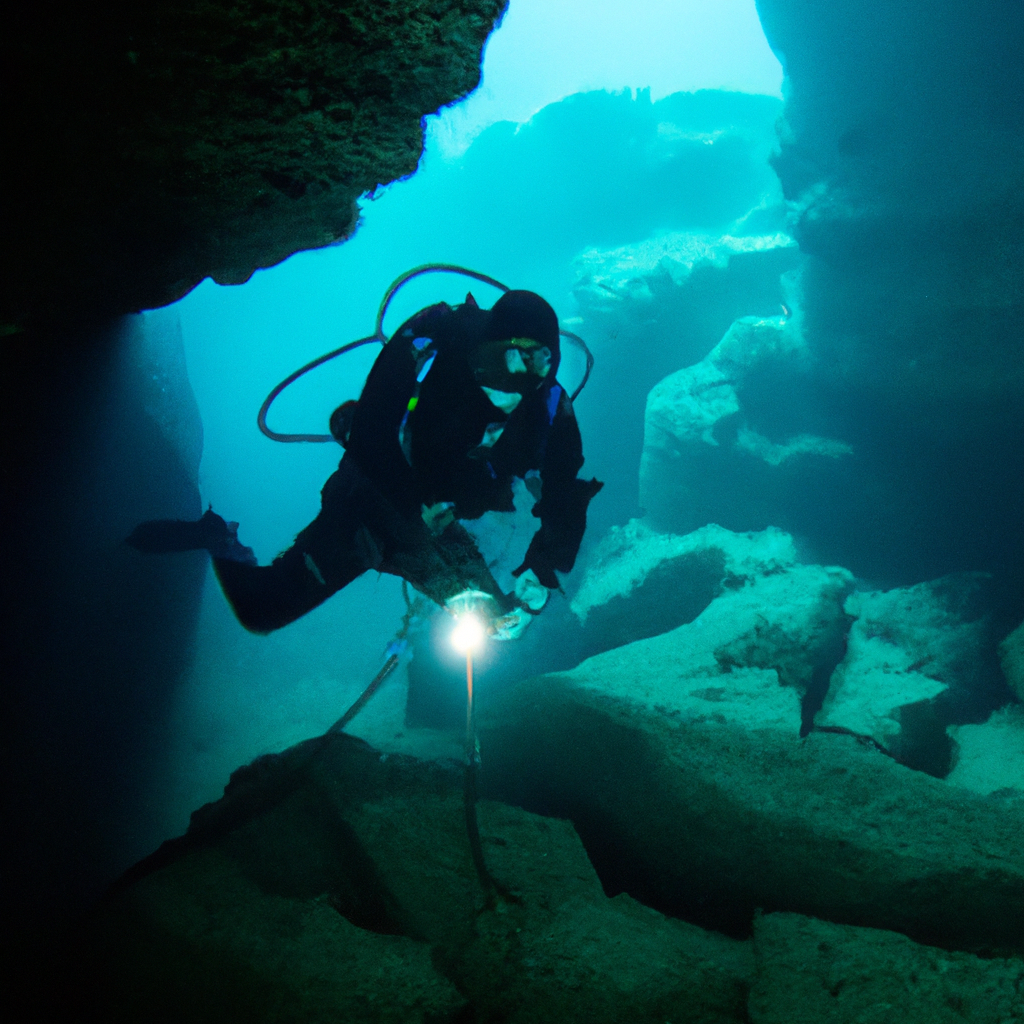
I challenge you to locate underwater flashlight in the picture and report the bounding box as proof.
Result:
[451,613,485,654]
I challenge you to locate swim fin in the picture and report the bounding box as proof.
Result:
[126,508,257,564]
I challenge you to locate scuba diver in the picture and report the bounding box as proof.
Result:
[128,290,603,639]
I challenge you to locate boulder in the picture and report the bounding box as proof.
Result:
[572,537,853,709]
[947,705,1024,797]
[817,574,994,772]
[1002,621,1024,701]
[480,615,1024,952]
[638,314,855,539]
[569,520,800,654]
[79,733,753,1023]
[749,913,1024,1024]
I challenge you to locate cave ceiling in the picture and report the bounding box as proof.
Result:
[1,0,507,329]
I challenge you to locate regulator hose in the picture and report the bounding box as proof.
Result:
[257,263,594,443]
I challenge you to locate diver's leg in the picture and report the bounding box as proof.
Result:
[212,547,363,634]
[212,460,377,634]
[127,508,256,563]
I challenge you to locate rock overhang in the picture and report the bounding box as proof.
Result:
[1,0,508,330]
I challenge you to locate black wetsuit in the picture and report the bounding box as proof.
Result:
[214,300,601,633]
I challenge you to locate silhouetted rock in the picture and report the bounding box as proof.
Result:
[752,0,1024,587]
[2,0,507,326]
[2,313,207,926]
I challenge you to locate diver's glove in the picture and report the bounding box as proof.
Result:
[492,570,548,641]
[492,610,530,641]
[514,568,548,613]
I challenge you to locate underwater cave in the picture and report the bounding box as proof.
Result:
[3,1,1024,1020]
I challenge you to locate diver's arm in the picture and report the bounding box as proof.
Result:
[512,389,602,590]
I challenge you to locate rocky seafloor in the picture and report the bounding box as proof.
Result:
[69,519,1024,1023]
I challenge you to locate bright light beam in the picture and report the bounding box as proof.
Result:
[451,613,486,654]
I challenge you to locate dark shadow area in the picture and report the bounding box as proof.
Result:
[1,317,206,939]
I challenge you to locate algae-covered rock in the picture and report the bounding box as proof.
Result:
[749,912,1024,1024]
[82,733,752,1023]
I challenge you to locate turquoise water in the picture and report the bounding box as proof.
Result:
[156,88,795,825]
[7,3,1024,1017]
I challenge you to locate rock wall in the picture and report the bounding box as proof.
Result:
[716,0,1024,587]
[2,313,207,925]
[50,732,1024,1023]
[2,0,507,327]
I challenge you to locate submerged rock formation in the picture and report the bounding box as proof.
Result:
[1002,621,1024,701]
[2,313,207,926]
[570,519,815,661]
[746,0,1024,587]
[819,574,1002,773]
[565,90,798,528]
[2,0,507,326]
[480,639,1024,953]
[78,734,752,1023]
[947,705,1024,797]
[638,313,856,538]
[70,729,1023,1022]
[750,913,1024,1024]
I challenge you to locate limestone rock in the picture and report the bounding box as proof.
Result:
[818,574,993,768]
[571,546,852,718]
[82,733,752,1023]
[749,913,1024,1024]
[480,630,1024,952]
[1002,621,1024,701]
[563,91,800,529]
[752,0,1024,586]
[573,232,796,311]
[569,520,799,653]
[3,0,506,325]
[947,704,1024,797]
[639,314,854,537]
[91,848,465,1023]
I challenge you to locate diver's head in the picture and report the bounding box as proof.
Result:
[471,291,560,393]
